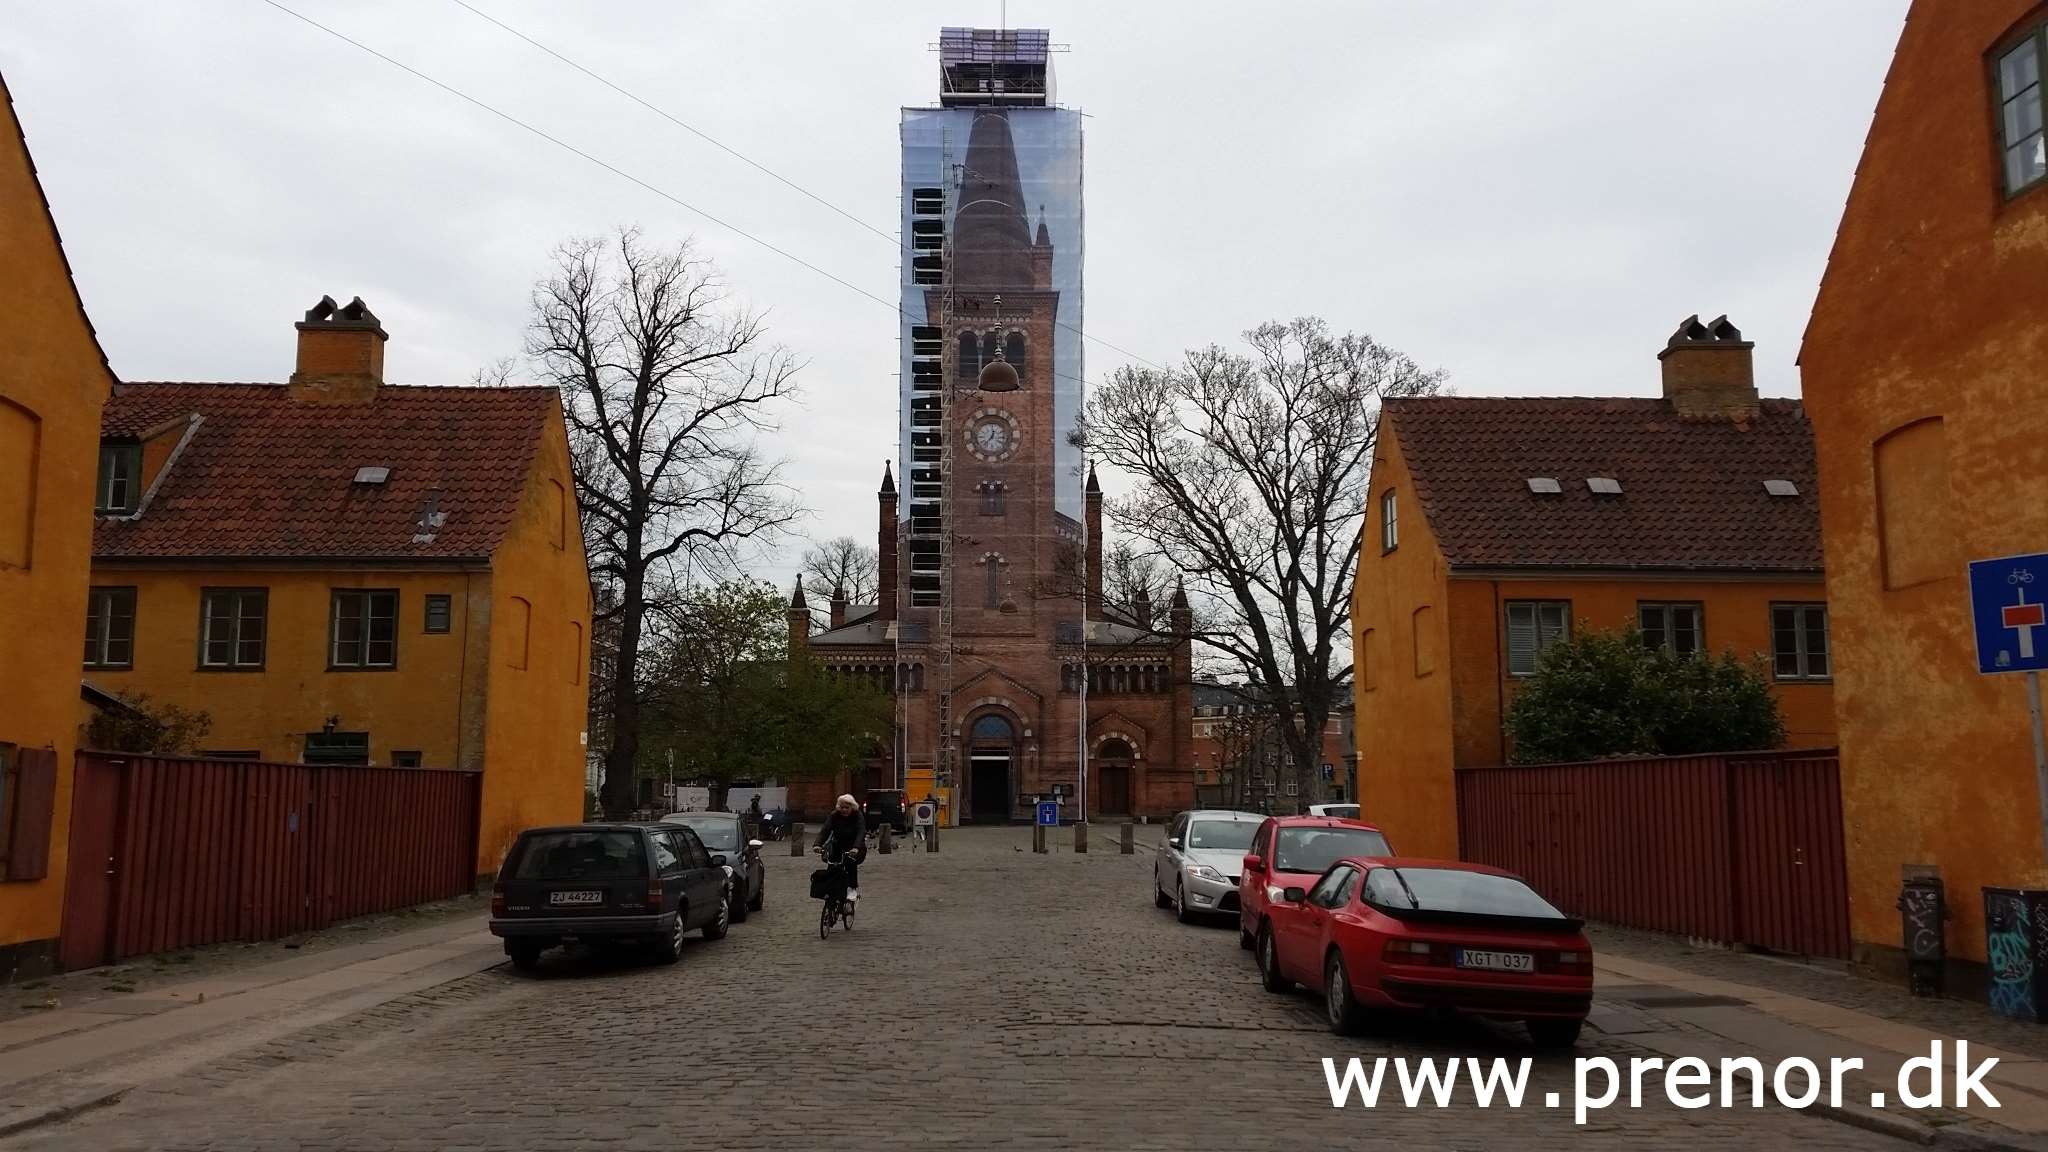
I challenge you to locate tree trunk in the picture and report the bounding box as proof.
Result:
[601,573,645,818]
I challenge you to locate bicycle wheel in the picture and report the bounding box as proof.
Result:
[842,902,854,932]
[819,899,832,939]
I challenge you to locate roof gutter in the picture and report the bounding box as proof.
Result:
[1447,565,1823,584]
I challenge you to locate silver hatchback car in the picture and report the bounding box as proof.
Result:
[1153,810,1265,923]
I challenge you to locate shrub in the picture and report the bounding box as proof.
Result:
[1506,627,1785,764]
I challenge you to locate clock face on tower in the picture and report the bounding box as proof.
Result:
[965,409,1020,462]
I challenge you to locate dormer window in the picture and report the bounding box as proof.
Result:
[1998,29,2047,197]
[96,442,142,516]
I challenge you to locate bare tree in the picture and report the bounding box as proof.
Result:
[528,228,802,818]
[1081,317,1443,798]
[799,535,879,611]
[1101,539,1170,622]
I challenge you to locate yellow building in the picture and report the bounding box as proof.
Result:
[1353,318,1834,858]
[1801,0,2048,973]
[0,75,116,978]
[86,297,591,879]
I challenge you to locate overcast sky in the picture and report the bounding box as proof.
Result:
[3,1,1907,592]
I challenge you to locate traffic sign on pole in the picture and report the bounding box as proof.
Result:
[1969,553,2048,673]
[1969,553,2048,873]
[1035,799,1059,827]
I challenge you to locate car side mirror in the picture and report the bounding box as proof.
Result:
[1242,854,1264,873]
[1282,887,1307,904]
[711,854,728,868]
[1167,837,1182,850]
[747,839,763,850]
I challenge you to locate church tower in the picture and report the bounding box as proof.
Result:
[800,28,1191,826]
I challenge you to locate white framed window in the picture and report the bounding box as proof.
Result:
[1505,600,1570,677]
[200,588,268,669]
[1998,29,2047,197]
[1772,603,1831,680]
[1380,489,1398,552]
[1638,602,1703,657]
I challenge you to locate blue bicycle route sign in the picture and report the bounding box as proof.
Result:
[1969,552,2048,674]
[1035,800,1059,827]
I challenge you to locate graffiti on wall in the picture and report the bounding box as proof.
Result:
[1986,889,2036,1020]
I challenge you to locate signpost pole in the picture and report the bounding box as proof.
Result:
[2031,671,2048,870]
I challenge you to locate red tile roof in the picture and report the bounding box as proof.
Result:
[95,382,556,561]
[1383,396,1820,573]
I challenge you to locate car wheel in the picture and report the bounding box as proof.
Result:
[505,940,544,972]
[702,888,730,940]
[730,879,749,924]
[748,872,764,912]
[1258,924,1292,994]
[1529,1018,1584,1050]
[1174,879,1195,924]
[1239,917,1256,950]
[652,914,685,965]
[1325,949,1366,1036]
[1154,876,1171,909]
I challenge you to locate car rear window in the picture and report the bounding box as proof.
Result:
[511,831,646,880]
[1273,826,1390,874]
[664,816,738,852]
[1364,867,1566,919]
[1186,820,1259,851]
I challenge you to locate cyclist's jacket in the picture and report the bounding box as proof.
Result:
[815,809,865,858]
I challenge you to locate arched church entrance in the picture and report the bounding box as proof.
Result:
[1097,738,1135,817]
[967,713,1016,823]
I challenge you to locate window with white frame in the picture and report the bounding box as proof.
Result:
[1998,28,2047,197]
[1638,601,1703,657]
[1772,604,1831,680]
[1380,489,1398,552]
[1504,600,1570,677]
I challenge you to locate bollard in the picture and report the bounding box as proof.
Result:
[1120,822,1134,855]
[879,825,895,854]
[1033,824,1047,854]
[929,821,939,853]
[1074,821,1088,854]
[790,824,806,856]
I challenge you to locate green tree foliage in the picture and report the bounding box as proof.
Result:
[1505,628,1785,765]
[641,580,891,786]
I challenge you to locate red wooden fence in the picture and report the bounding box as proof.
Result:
[1455,749,1850,959]
[60,753,481,970]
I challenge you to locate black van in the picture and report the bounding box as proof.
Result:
[490,823,729,970]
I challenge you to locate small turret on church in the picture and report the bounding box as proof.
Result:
[787,582,809,653]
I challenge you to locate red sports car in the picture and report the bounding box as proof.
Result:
[1236,816,1392,951]
[1254,856,1593,1047]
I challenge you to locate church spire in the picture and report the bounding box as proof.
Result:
[879,461,896,495]
[1035,204,1050,247]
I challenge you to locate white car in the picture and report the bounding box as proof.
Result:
[1308,803,1359,820]
[1153,810,1265,923]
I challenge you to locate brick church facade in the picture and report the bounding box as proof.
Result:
[788,29,1194,823]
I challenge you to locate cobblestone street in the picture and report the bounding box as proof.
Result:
[4,828,1921,1151]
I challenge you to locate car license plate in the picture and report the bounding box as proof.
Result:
[548,890,603,906]
[1456,949,1534,972]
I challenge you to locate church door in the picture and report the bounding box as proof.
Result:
[968,714,1015,823]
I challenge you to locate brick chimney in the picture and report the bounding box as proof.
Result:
[290,295,386,405]
[829,585,848,630]
[1658,314,1757,419]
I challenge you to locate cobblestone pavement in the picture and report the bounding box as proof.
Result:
[6,828,1914,1151]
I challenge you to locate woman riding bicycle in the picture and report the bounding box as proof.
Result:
[814,794,866,903]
